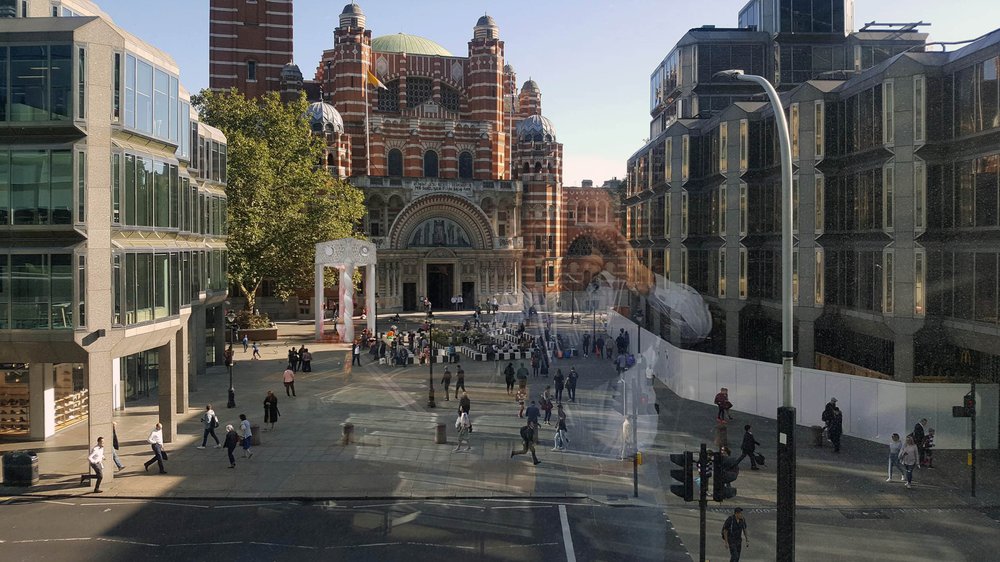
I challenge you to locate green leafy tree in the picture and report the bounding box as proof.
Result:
[192,89,365,312]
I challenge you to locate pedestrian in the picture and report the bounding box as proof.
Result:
[553,405,569,451]
[620,416,632,460]
[510,423,541,465]
[263,390,280,431]
[459,391,471,415]
[922,428,935,468]
[553,369,565,402]
[615,352,629,374]
[198,404,221,448]
[721,507,749,561]
[540,358,549,378]
[734,424,761,470]
[525,400,540,438]
[283,365,296,397]
[516,363,529,388]
[912,418,928,466]
[142,422,167,474]
[714,387,733,420]
[887,433,905,482]
[111,421,125,471]
[352,340,362,366]
[582,333,591,357]
[567,367,579,402]
[822,398,843,453]
[224,424,239,468]
[515,386,527,418]
[88,436,106,493]
[541,396,553,425]
[454,409,472,452]
[454,364,466,399]
[531,354,540,377]
[242,333,249,352]
[252,341,261,360]
[239,414,254,459]
[596,335,605,358]
[300,347,312,372]
[441,366,452,401]
[899,434,919,488]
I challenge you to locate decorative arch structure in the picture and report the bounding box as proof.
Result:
[387,193,496,250]
[314,238,377,343]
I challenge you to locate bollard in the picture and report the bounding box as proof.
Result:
[342,423,355,445]
[250,424,261,446]
[435,423,447,444]
[811,425,824,447]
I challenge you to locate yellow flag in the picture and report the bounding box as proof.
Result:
[367,69,388,90]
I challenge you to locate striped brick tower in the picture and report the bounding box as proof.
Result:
[209,0,293,98]
[466,16,507,179]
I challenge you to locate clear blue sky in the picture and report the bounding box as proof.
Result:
[96,0,999,186]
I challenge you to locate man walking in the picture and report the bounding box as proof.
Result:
[734,424,761,470]
[510,423,541,465]
[913,418,928,466]
[553,369,565,402]
[88,437,106,493]
[352,341,362,366]
[567,367,579,402]
[143,422,167,474]
[252,341,261,360]
[823,398,844,453]
[198,404,221,448]
[111,422,125,471]
[504,362,516,395]
[242,333,249,353]
[239,414,254,459]
[722,507,749,561]
[525,400,541,443]
[441,366,452,401]
[454,364,466,399]
[283,366,296,397]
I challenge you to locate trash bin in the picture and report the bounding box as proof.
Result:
[435,423,447,444]
[2,450,39,486]
[251,424,262,446]
[811,425,825,447]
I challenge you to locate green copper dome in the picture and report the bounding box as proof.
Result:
[371,33,453,57]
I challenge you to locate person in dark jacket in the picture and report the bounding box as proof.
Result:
[823,398,844,453]
[553,369,565,402]
[913,418,928,465]
[223,424,239,468]
[111,422,125,471]
[734,424,761,470]
[510,423,540,465]
[263,391,280,430]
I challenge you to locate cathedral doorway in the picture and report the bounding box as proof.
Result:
[403,283,417,311]
[426,264,454,311]
[461,282,475,310]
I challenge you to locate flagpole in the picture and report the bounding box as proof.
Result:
[364,67,371,176]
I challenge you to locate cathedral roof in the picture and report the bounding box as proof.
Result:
[372,33,453,57]
[476,15,497,27]
[341,3,363,15]
[522,79,539,92]
[517,114,556,141]
[305,101,344,134]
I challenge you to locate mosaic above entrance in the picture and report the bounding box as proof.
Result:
[408,218,472,247]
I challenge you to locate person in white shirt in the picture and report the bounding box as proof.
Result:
[143,422,167,474]
[199,404,221,448]
[454,410,471,452]
[88,437,106,493]
[239,414,254,459]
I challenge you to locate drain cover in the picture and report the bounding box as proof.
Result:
[840,510,888,520]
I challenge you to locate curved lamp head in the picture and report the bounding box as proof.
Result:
[713,69,746,80]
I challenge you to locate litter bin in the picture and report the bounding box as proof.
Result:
[251,424,262,446]
[435,423,447,444]
[811,425,825,447]
[2,450,39,486]
[342,423,355,445]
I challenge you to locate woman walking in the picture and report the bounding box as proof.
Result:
[263,391,280,431]
[899,435,919,488]
[199,404,221,448]
[515,386,527,418]
[239,414,254,459]
[541,396,553,425]
[224,424,239,468]
[553,410,569,451]
[553,369,565,402]
[887,433,905,482]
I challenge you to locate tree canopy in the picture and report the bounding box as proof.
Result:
[191,89,365,312]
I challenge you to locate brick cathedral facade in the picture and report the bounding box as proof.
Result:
[210,2,624,316]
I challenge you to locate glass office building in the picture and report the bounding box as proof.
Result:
[0,0,228,442]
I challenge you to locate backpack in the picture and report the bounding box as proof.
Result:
[211,416,219,429]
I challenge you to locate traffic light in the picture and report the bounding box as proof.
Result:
[964,392,976,414]
[669,451,694,501]
[712,451,739,502]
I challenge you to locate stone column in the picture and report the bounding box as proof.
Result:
[213,306,226,366]
[191,308,206,382]
[157,338,178,442]
[315,264,324,341]
[28,363,54,440]
[797,319,816,369]
[726,308,740,358]
[175,321,189,414]
[893,332,915,383]
[366,264,376,334]
[86,351,115,481]
[342,264,355,343]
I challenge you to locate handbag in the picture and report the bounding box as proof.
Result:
[212,416,220,429]
[754,452,765,466]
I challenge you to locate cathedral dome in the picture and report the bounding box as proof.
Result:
[306,101,344,134]
[476,15,497,27]
[517,114,556,142]
[280,62,303,83]
[341,3,363,15]
[372,33,453,57]
[522,79,539,93]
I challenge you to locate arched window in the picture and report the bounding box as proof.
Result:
[326,153,335,167]
[534,162,542,174]
[458,151,474,179]
[378,80,400,112]
[387,149,403,177]
[522,162,530,173]
[423,150,439,178]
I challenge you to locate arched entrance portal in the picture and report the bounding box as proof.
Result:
[426,263,453,311]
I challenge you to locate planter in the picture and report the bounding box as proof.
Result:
[235,328,278,342]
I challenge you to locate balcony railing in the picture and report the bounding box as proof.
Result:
[350,176,521,194]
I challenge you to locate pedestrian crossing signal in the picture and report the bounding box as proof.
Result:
[669,451,694,502]
[712,451,739,502]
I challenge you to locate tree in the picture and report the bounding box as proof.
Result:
[192,89,365,312]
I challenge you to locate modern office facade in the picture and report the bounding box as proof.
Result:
[0,0,228,443]
[624,0,1000,383]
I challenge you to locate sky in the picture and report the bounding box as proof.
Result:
[95,0,1000,186]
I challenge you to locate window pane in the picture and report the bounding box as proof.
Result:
[10,46,48,121]
[50,150,72,224]
[11,254,48,329]
[168,76,178,142]
[153,69,168,138]
[975,253,998,323]
[0,151,8,225]
[125,253,136,324]
[0,254,8,328]
[387,149,403,176]
[153,253,169,319]
[10,151,46,225]
[0,47,7,121]
[112,253,121,325]
[136,253,152,322]
[136,59,152,133]
[50,253,72,328]
[975,155,998,227]
[50,45,72,120]
[154,160,169,227]
[125,54,135,128]
[169,164,178,228]
[124,154,136,224]
[137,157,151,226]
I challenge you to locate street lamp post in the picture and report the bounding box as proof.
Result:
[632,309,644,498]
[225,310,237,408]
[427,311,436,408]
[717,68,796,561]
[590,281,599,351]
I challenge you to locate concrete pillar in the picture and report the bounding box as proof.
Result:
[366,264,376,334]
[86,351,114,481]
[797,319,816,369]
[187,312,199,392]
[337,265,346,332]
[175,322,189,414]
[28,363,55,440]
[192,307,207,381]
[213,305,226,366]
[157,339,178,442]
[893,332,915,383]
[342,263,355,343]
[315,264,324,340]
[726,309,740,358]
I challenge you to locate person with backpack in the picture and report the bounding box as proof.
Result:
[198,404,221,448]
[722,507,749,561]
[511,423,541,465]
